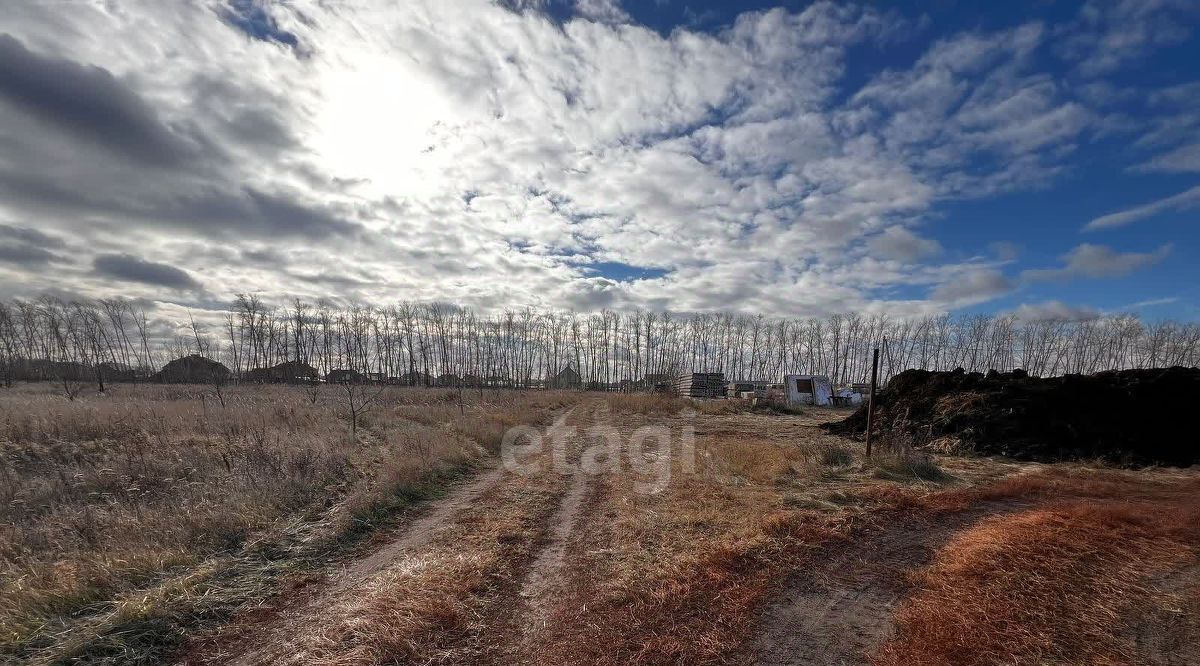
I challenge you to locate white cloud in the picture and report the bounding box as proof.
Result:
[1085,186,1200,231]
[930,268,1014,305]
[866,226,942,263]
[1010,300,1101,322]
[989,241,1021,261]
[575,0,632,24]
[0,0,1188,321]
[1022,243,1172,282]
[1127,296,1179,309]
[1058,0,1197,76]
[848,22,1096,197]
[1134,143,1200,173]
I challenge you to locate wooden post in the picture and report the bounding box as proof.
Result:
[865,347,879,458]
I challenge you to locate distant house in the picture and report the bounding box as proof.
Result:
[15,359,89,382]
[549,364,581,389]
[154,354,231,384]
[485,375,509,388]
[98,361,137,383]
[245,361,320,384]
[326,368,366,384]
[400,371,433,386]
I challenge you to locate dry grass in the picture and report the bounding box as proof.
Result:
[602,392,690,415]
[16,384,1194,665]
[522,411,871,665]
[520,409,1200,666]
[196,402,594,665]
[870,452,952,484]
[304,467,562,665]
[0,382,577,663]
[390,388,576,451]
[600,393,753,416]
[875,489,1200,665]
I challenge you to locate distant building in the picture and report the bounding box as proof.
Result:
[400,371,434,386]
[14,359,90,382]
[783,374,833,406]
[642,373,674,392]
[98,361,137,383]
[155,355,231,384]
[244,361,320,384]
[326,368,366,384]
[549,364,582,389]
[727,380,772,398]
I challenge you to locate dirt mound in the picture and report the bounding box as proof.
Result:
[826,366,1200,466]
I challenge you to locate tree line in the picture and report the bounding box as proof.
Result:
[1,295,1197,391]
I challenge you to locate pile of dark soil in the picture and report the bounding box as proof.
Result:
[826,366,1200,466]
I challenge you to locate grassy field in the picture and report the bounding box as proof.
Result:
[0,382,578,663]
[1,385,1197,665]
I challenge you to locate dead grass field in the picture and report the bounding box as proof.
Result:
[2,386,1197,665]
[876,468,1200,666]
[0,382,578,663]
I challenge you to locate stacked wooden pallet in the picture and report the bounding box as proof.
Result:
[675,372,726,398]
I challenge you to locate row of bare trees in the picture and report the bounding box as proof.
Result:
[1,295,1197,391]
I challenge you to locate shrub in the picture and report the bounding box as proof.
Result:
[818,444,854,467]
[871,453,951,483]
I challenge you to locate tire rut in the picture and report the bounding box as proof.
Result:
[185,406,587,666]
[752,503,1022,666]
[212,464,513,666]
[467,402,622,664]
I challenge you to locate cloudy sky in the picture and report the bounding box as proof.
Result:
[1,0,1198,322]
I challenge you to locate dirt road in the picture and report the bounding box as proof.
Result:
[180,399,1200,666]
[184,403,606,664]
[751,505,1021,666]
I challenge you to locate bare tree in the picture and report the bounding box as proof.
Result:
[339,381,385,438]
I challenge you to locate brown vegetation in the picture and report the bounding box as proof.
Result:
[876,471,1200,665]
[0,383,577,663]
[4,381,1197,666]
[520,410,921,666]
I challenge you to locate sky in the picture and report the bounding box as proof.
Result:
[0,0,1198,325]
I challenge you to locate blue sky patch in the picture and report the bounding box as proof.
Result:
[221,0,299,48]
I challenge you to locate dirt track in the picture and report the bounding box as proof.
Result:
[752,505,1020,665]
[179,399,1200,666]
[212,459,514,666]
[184,403,601,665]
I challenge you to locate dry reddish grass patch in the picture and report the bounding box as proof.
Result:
[522,407,1200,666]
[875,477,1200,666]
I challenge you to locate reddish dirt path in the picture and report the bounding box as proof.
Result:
[751,505,1018,666]
[514,409,595,635]
[464,402,618,666]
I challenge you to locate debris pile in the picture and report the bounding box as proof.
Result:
[827,366,1200,466]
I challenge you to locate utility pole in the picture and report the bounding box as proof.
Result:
[865,347,879,458]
